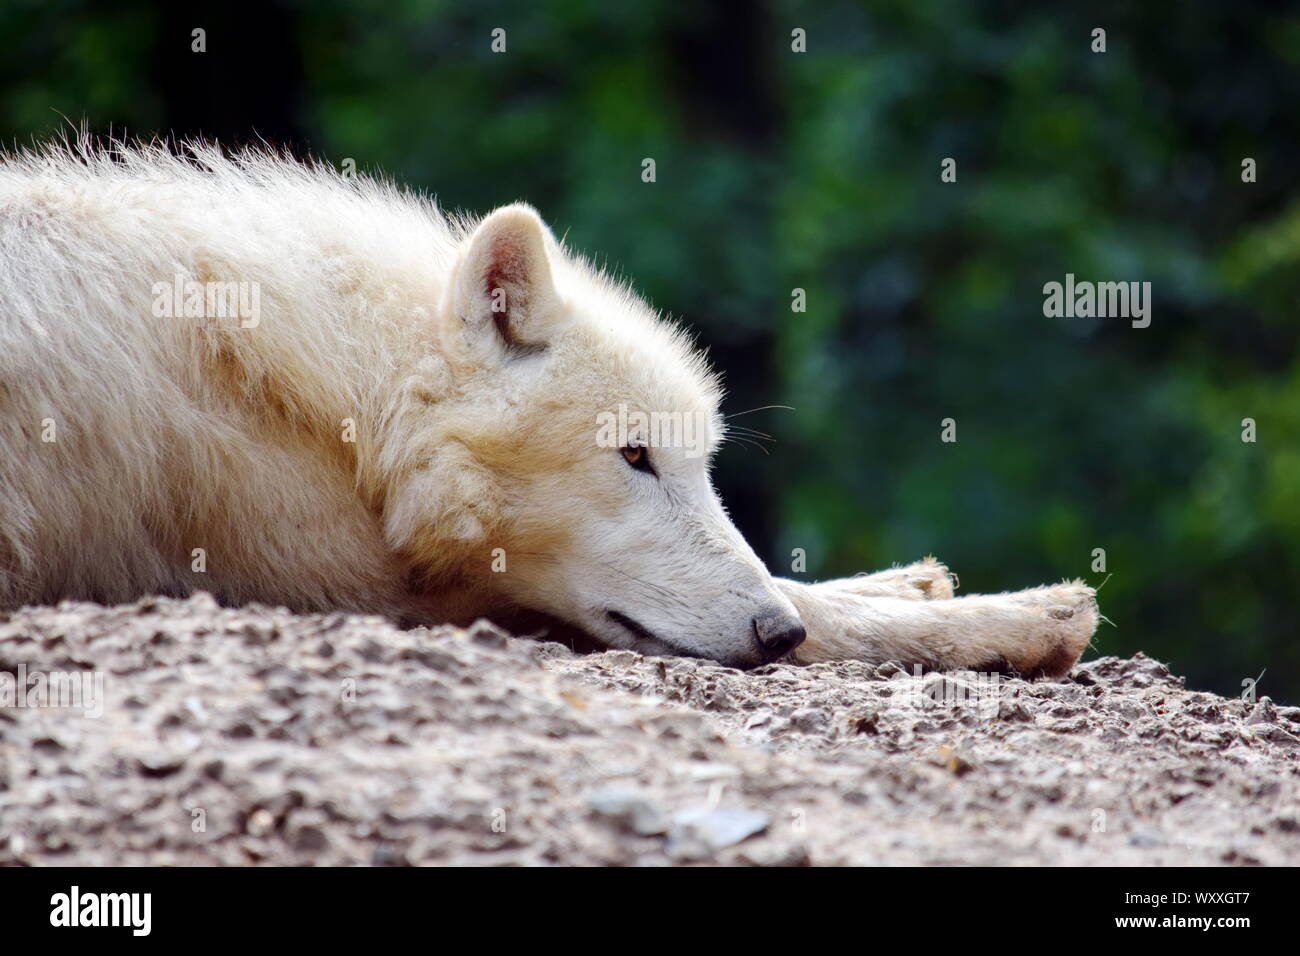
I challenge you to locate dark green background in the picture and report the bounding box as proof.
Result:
[3,0,1297,701]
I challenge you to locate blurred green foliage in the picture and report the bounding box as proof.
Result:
[2,0,1297,700]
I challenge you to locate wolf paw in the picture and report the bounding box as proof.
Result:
[837,557,956,601]
[1004,580,1098,679]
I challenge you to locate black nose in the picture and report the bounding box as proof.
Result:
[752,612,807,663]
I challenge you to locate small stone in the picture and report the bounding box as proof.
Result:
[467,621,509,649]
[1246,697,1277,725]
[136,753,185,778]
[875,661,906,679]
[246,808,276,837]
[790,708,827,733]
[1128,829,1166,848]
[997,701,1034,723]
[292,825,329,852]
[850,711,881,735]
[736,843,811,866]
[587,788,669,836]
[667,807,769,858]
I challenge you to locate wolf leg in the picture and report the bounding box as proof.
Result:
[775,578,1097,679]
[805,556,956,600]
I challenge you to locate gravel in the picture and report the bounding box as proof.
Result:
[1,594,1297,866]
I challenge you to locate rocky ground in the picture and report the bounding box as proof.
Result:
[1,594,1298,866]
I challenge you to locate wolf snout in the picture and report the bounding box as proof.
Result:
[751,610,806,663]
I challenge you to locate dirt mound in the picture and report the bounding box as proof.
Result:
[1,594,1297,865]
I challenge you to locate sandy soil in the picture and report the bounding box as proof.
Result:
[1,594,1298,866]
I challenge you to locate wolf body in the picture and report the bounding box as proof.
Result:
[0,142,1096,672]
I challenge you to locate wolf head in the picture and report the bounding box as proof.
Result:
[386,203,805,668]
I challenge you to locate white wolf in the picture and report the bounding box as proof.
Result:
[0,140,1097,673]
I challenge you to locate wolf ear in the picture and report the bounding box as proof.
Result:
[452,203,561,356]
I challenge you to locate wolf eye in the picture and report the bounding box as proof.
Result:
[621,444,655,475]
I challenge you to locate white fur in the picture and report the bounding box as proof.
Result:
[0,138,1096,674]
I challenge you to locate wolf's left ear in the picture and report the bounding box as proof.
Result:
[452,203,561,356]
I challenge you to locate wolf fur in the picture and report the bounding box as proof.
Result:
[0,139,1097,673]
